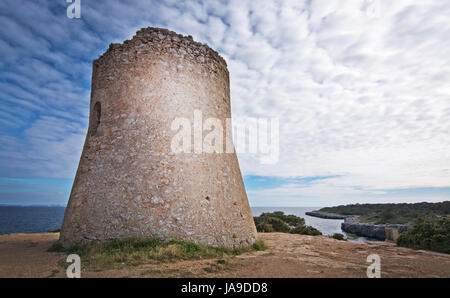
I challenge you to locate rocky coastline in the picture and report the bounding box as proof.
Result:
[341,216,409,240]
[305,211,349,220]
[306,211,409,240]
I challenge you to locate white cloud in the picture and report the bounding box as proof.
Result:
[210,0,450,192]
[1,0,450,203]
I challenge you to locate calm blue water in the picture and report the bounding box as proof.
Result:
[0,206,370,242]
[251,207,371,242]
[0,206,65,235]
[252,207,344,236]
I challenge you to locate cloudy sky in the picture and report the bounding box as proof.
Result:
[0,0,449,206]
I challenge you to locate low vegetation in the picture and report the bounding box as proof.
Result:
[48,237,265,270]
[331,233,346,241]
[397,216,450,254]
[345,233,359,240]
[254,211,322,236]
[319,201,450,224]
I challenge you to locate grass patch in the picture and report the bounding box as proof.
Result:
[330,233,346,241]
[346,233,359,240]
[251,239,266,251]
[48,241,65,252]
[48,237,265,270]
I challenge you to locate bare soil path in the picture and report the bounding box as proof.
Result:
[0,232,449,278]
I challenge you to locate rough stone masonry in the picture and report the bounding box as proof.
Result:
[60,27,258,248]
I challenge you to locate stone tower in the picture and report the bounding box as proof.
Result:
[60,27,258,248]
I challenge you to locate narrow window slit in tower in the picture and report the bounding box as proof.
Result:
[92,102,102,136]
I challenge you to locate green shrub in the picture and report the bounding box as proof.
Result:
[267,217,292,233]
[254,212,322,236]
[292,225,322,236]
[397,216,450,254]
[252,239,266,251]
[258,223,275,233]
[331,233,346,241]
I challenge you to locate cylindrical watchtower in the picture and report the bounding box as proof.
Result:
[60,27,257,248]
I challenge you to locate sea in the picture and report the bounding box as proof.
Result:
[0,206,372,242]
[252,207,372,242]
[0,206,66,235]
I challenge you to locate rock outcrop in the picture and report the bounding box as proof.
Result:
[305,211,348,220]
[306,210,409,240]
[341,216,409,240]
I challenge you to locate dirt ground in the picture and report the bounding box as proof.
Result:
[0,232,449,278]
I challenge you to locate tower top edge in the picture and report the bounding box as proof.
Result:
[95,27,227,69]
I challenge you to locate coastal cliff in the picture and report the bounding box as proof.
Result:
[341,216,409,240]
[306,211,409,240]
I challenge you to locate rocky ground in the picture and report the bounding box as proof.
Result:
[0,232,449,278]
